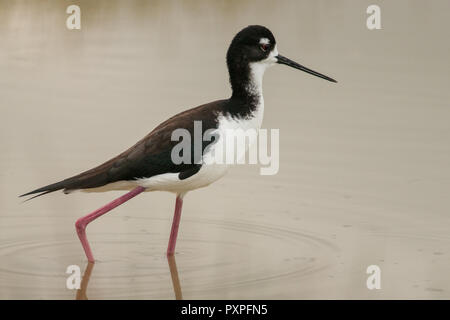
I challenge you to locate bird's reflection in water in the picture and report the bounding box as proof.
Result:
[167,255,183,300]
[74,256,183,300]
[75,262,94,300]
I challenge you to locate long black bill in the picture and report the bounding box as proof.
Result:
[276,55,337,83]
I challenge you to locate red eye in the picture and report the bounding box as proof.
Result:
[260,43,269,52]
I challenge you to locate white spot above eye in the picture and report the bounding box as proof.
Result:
[259,38,270,45]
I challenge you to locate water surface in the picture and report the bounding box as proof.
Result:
[0,0,449,299]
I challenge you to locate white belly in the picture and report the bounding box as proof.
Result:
[82,161,229,195]
[136,162,229,194]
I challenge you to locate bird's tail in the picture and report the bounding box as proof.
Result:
[20,153,123,201]
[19,178,73,201]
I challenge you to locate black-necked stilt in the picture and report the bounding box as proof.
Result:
[21,25,336,262]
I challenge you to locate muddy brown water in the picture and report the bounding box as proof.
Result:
[1,0,450,299]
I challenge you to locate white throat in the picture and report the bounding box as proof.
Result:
[247,45,279,98]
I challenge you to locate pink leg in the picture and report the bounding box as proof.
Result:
[167,195,183,256]
[75,186,146,262]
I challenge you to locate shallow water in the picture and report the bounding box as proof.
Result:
[1,0,450,299]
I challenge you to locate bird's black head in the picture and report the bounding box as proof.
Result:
[226,25,336,99]
[226,25,277,66]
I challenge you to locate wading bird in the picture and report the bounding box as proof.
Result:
[21,25,336,262]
